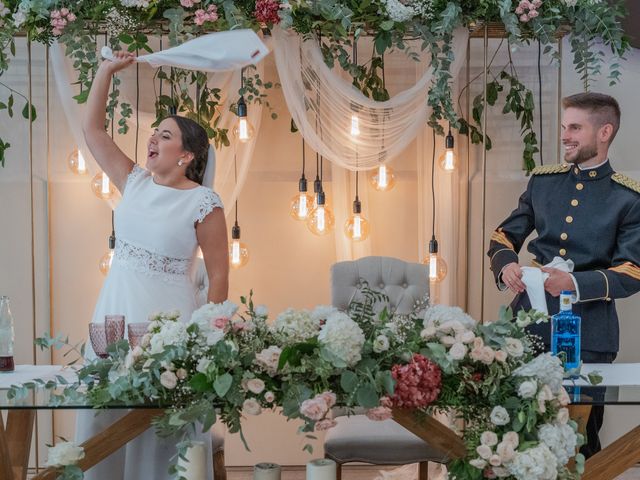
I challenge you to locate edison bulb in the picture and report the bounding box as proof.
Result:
[344,214,370,241]
[439,149,457,172]
[424,253,447,283]
[67,148,88,175]
[233,118,255,143]
[99,250,114,276]
[370,164,396,191]
[91,171,116,200]
[290,192,314,221]
[350,114,360,137]
[307,204,335,235]
[228,240,249,269]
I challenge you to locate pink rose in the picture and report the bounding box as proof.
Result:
[366,406,392,421]
[520,14,530,22]
[319,391,337,408]
[247,378,265,394]
[300,398,328,420]
[243,398,262,415]
[160,370,178,389]
[315,418,337,431]
[60,8,69,15]
[213,317,229,329]
[264,391,275,403]
[528,9,539,18]
[495,350,508,363]
[515,6,524,14]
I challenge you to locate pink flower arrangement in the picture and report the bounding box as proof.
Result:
[299,391,337,431]
[194,5,218,26]
[50,8,76,36]
[366,406,393,421]
[515,0,542,23]
[180,0,201,7]
[253,0,281,25]
[390,354,442,408]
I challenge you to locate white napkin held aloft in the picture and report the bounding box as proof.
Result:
[101,29,269,72]
[521,256,575,315]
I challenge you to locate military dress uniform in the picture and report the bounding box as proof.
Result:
[487,160,640,456]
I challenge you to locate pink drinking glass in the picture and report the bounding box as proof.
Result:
[127,322,150,348]
[105,315,125,346]
[88,323,108,358]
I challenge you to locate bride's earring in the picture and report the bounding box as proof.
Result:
[178,159,184,167]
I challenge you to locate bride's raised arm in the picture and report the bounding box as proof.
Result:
[82,51,136,193]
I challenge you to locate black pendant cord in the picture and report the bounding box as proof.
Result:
[538,40,544,165]
[355,170,359,199]
[105,33,116,249]
[135,46,140,165]
[301,138,306,177]
[159,34,163,101]
[431,128,436,238]
[234,153,239,226]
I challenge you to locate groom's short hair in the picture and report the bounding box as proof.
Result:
[562,92,621,144]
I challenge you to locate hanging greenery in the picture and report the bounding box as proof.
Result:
[0,0,630,171]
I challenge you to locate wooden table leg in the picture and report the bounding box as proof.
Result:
[392,408,466,460]
[581,424,640,480]
[32,409,163,480]
[0,413,15,480]
[6,410,36,480]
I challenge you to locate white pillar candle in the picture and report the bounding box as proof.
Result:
[253,462,282,480]
[177,441,206,480]
[306,458,337,480]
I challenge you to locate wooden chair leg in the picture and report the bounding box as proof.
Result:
[213,449,226,480]
[6,410,36,480]
[336,462,342,480]
[418,461,430,480]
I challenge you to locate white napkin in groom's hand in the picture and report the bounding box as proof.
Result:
[520,257,575,315]
[101,29,269,72]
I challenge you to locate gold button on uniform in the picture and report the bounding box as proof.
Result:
[589,171,597,178]
[571,199,579,206]
[574,167,579,174]
[560,233,568,240]
[576,183,584,190]
[566,216,573,223]
[559,248,567,256]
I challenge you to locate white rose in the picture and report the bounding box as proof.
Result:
[373,335,390,353]
[243,398,262,415]
[502,431,519,449]
[480,346,496,365]
[518,380,538,399]
[505,338,524,357]
[557,387,571,406]
[45,442,85,467]
[496,442,515,463]
[255,346,282,376]
[490,406,510,426]
[457,330,476,344]
[160,370,178,390]
[489,454,502,467]
[264,391,275,403]
[556,407,570,425]
[481,431,498,447]
[420,326,437,340]
[495,350,508,363]
[469,458,487,469]
[449,342,467,360]
[141,333,151,348]
[255,305,269,317]
[473,337,484,349]
[247,378,266,394]
[440,335,457,347]
[196,358,212,373]
[476,444,492,460]
[493,466,510,478]
[176,368,188,380]
[537,385,553,413]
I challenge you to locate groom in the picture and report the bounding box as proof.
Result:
[487,92,640,457]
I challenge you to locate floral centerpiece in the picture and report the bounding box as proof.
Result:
[12,283,601,480]
[0,0,630,170]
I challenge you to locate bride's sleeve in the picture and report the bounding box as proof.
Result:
[195,189,224,223]
[122,165,149,194]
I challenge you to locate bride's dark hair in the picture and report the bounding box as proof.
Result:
[168,115,210,185]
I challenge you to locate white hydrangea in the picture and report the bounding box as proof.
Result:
[538,423,578,467]
[0,2,10,17]
[382,0,414,22]
[310,305,338,323]
[149,321,188,354]
[120,0,150,7]
[318,312,365,367]
[490,406,510,426]
[513,353,564,394]
[507,444,558,480]
[45,441,85,467]
[273,308,320,343]
[423,305,476,331]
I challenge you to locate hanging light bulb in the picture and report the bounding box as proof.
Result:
[98,250,114,276]
[91,171,116,200]
[290,176,313,221]
[423,236,447,283]
[307,191,335,235]
[350,113,360,137]
[67,148,87,175]
[344,197,370,242]
[438,127,457,172]
[232,96,255,143]
[370,164,396,192]
[228,221,249,269]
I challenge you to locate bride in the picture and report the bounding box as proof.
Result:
[75,50,229,479]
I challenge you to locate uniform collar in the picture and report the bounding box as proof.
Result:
[569,159,613,181]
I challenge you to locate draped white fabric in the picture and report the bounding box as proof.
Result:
[273,27,469,171]
[50,41,263,218]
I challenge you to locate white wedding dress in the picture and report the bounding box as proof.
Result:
[76,165,223,480]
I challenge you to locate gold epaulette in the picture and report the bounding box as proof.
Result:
[612,173,640,194]
[531,164,571,175]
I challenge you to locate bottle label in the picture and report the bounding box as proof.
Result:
[560,294,572,311]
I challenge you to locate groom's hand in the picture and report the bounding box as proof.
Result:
[541,267,574,297]
[501,262,526,294]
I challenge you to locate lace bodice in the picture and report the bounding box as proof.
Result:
[112,165,223,282]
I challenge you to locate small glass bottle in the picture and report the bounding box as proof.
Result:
[551,290,581,372]
[0,296,15,372]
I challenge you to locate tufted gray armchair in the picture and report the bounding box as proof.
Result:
[193,258,226,480]
[324,256,448,480]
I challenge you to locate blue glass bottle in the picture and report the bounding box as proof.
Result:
[551,290,581,371]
